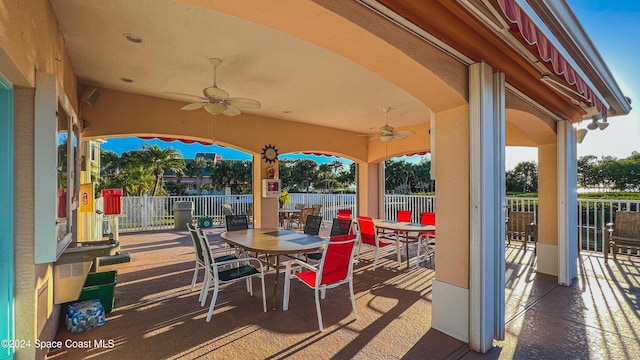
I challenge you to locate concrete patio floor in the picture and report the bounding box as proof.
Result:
[47,225,640,359]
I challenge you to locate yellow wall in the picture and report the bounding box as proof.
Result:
[433,105,470,288]
[1,1,80,357]
[538,144,559,246]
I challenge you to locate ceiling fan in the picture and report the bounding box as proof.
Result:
[370,107,416,142]
[180,58,261,116]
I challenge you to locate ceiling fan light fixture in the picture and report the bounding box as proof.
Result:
[203,103,225,114]
[586,119,599,130]
[379,135,394,143]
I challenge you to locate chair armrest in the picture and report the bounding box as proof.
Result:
[214,257,265,272]
[287,259,319,273]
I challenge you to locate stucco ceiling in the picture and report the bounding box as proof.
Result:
[49,0,432,135]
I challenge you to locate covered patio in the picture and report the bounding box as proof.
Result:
[48,227,640,359]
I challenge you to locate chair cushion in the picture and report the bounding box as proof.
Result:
[218,265,259,282]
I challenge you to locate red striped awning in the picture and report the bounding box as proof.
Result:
[497,0,606,118]
[138,136,218,146]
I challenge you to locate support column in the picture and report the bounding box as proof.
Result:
[431,104,470,343]
[468,63,505,351]
[431,63,505,352]
[537,144,559,276]
[252,155,279,228]
[356,162,380,218]
[557,121,578,285]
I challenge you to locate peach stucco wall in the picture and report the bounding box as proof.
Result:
[433,105,470,288]
[538,144,559,246]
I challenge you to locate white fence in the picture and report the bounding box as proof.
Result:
[115,194,640,255]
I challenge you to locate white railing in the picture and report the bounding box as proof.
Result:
[382,194,436,223]
[578,199,640,253]
[118,194,253,232]
[286,193,356,220]
[115,193,640,256]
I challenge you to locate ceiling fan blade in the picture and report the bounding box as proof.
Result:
[228,97,261,109]
[203,102,226,114]
[394,130,416,136]
[181,102,205,111]
[222,104,242,116]
[203,86,229,100]
[166,92,208,101]
[393,135,408,140]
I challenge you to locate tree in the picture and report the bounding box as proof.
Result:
[135,144,185,196]
[506,161,538,193]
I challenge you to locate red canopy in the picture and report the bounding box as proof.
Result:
[138,136,217,146]
[497,0,606,117]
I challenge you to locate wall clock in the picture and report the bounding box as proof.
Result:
[261,144,279,163]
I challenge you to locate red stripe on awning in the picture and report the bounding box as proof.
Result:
[497,0,606,117]
[138,136,217,146]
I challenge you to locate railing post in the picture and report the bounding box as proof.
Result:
[142,194,149,231]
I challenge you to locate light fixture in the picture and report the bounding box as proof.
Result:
[576,129,588,143]
[379,135,394,143]
[203,103,225,114]
[585,115,608,131]
[598,119,609,130]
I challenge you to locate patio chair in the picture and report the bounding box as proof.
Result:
[311,204,322,216]
[417,212,436,264]
[330,217,352,237]
[187,223,238,301]
[381,209,413,250]
[225,214,249,231]
[304,215,323,236]
[293,207,315,231]
[605,211,640,262]
[506,211,537,254]
[196,227,267,322]
[221,203,234,216]
[337,209,352,221]
[288,204,306,228]
[283,234,358,331]
[356,216,400,270]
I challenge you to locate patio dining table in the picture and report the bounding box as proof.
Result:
[372,219,435,269]
[221,228,326,310]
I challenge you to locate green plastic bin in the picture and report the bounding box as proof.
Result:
[198,217,213,228]
[78,271,117,313]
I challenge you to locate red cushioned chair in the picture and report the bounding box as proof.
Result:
[283,234,358,331]
[356,216,400,270]
[417,212,436,264]
[337,209,352,221]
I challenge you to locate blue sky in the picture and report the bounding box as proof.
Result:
[101,2,638,170]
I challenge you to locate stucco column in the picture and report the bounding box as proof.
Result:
[431,105,470,342]
[252,155,279,228]
[356,162,380,218]
[537,143,559,276]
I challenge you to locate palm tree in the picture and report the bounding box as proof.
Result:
[185,157,208,194]
[136,144,185,196]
